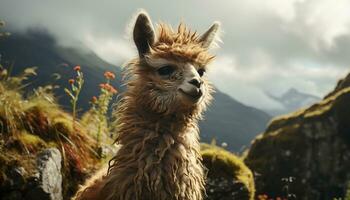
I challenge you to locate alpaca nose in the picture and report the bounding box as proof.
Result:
[188,78,202,88]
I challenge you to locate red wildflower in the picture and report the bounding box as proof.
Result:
[99,83,117,94]
[109,86,118,94]
[104,83,112,91]
[91,96,97,103]
[69,79,75,84]
[74,65,81,71]
[99,83,106,89]
[104,71,116,80]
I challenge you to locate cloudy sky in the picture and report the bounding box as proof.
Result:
[1,0,349,110]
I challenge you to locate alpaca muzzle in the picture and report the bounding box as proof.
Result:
[179,87,203,101]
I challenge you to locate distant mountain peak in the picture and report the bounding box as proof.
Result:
[282,87,320,99]
[265,88,321,116]
[286,87,298,94]
[266,87,320,102]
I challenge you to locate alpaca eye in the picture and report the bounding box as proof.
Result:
[157,65,176,76]
[198,68,206,77]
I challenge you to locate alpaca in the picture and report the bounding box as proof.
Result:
[73,11,220,200]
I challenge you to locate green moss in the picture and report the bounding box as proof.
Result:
[52,117,73,136]
[269,87,350,133]
[201,144,255,200]
[17,131,47,151]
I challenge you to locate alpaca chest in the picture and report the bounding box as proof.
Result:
[110,114,206,199]
[134,135,204,200]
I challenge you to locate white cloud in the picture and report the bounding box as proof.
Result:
[208,54,285,110]
[83,34,136,65]
[284,0,350,49]
[1,0,349,111]
[248,0,304,22]
[208,51,348,110]
[306,0,350,46]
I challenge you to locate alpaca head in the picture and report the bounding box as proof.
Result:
[129,11,220,115]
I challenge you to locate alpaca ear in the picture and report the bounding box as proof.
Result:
[133,12,155,57]
[199,22,220,48]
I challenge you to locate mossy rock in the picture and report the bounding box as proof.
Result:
[244,80,350,199]
[201,143,255,200]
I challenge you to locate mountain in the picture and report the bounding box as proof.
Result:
[265,88,321,116]
[200,91,271,152]
[244,72,350,199]
[0,29,122,112]
[0,30,271,152]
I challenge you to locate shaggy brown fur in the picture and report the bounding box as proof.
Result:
[73,11,219,200]
[152,23,215,66]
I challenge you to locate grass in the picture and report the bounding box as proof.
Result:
[0,67,104,199]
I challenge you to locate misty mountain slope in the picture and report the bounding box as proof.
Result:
[0,30,271,151]
[0,30,122,111]
[265,88,321,116]
[200,90,271,152]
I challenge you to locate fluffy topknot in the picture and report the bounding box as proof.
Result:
[151,23,216,66]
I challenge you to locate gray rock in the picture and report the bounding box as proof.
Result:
[25,148,63,200]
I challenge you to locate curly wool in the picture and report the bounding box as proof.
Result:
[72,23,214,200]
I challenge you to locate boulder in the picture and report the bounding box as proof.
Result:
[25,148,63,200]
[201,144,255,200]
[244,73,350,199]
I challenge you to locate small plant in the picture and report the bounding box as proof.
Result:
[64,65,84,130]
[90,71,117,155]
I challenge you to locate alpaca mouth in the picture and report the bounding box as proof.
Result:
[179,88,203,101]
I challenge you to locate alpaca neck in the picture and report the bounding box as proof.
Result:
[107,103,204,200]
